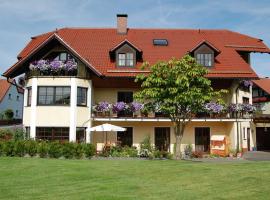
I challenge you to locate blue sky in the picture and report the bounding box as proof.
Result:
[0,0,269,77]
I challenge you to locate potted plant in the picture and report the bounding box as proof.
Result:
[204,102,224,118]
[112,102,126,117]
[130,102,144,117]
[95,101,111,117]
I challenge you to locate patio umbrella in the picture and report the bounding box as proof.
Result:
[89,123,126,145]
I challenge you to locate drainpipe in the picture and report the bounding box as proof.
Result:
[235,84,240,153]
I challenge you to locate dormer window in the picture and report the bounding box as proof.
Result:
[196,53,212,67]
[118,53,134,67]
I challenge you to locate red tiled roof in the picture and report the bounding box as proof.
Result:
[0,79,11,102]
[3,28,270,78]
[253,78,270,95]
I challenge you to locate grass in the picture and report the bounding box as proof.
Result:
[0,158,270,200]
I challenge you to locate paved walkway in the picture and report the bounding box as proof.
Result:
[243,151,270,161]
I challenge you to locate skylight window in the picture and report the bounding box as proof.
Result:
[153,39,168,46]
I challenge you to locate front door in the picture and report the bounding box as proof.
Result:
[155,127,170,152]
[117,127,133,147]
[195,127,210,152]
[256,127,270,151]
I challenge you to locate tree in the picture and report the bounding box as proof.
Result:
[4,109,14,120]
[135,55,226,159]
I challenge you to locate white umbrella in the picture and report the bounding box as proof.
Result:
[89,123,126,145]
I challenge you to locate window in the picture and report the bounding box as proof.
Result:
[117,127,133,147]
[196,53,212,67]
[243,127,246,140]
[153,39,168,46]
[36,127,69,141]
[118,53,134,67]
[77,87,87,106]
[252,89,259,97]
[155,127,170,151]
[27,87,32,106]
[46,52,74,62]
[37,86,70,105]
[8,94,11,100]
[243,97,249,104]
[76,127,86,143]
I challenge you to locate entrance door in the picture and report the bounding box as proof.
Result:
[117,127,133,147]
[195,127,210,152]
[155,127,170,151]
[256,127,270,151]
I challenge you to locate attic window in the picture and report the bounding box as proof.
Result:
[46,52,74,62]
[153,39,168,46]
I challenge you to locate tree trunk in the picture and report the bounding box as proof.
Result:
[174,121,186,160]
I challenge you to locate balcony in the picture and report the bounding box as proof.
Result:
[92,102,255,122]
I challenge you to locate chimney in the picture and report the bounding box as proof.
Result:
[117,14,128,34]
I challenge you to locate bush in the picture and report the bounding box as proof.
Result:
[25,140,38,157]
[123,146,138,157]
[139,136,154,157]
[4,109,14,120]
[38,141,48,158]
[192,151,203,158]
[13,140,25,157]
[0,141,4,156]
[62,142,75,159]
[3,140,15,156]
[12,128,25,141]
[184,144,193,158]
[48,141,62,158]
[83,143,96,159]
[0,129,13,141]
[74,143,84,159]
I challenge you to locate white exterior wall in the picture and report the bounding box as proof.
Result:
[24,77,92,142]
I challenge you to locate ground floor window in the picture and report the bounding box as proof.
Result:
[76,127,86,143]
[195,127,210,152]
[36,127,69,141]
[25,127,30,139]
[117,127,133,147]
[154,127,170,151]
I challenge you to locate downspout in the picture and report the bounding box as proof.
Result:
[235,84,240,153]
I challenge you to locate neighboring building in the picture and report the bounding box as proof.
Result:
[0,79,24,119]
[3,14,270,153]
[252,78,270,150]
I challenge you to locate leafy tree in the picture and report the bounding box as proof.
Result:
[4,109,14,120]
[135,55,226,159]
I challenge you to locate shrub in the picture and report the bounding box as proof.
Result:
[38,141,48,158]
[25,140,38,157]
[3,140,15,156]
[0,141,4,156]
[123,146,138,157]
[192,151,203,158]
[184,144,193,158]
[139,135,154,157]
[74,143,84,159]
[62,142,75,159]
[48,141,62,158]
[4,109,14,120]
[153,150,162,159]
[13,140,25,157]
[83,143,96,159]
[0,129,13,141]
[12,128,25,141]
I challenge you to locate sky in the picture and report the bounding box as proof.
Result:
[0,0,269,77]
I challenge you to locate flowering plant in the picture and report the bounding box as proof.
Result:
[112,102,126,113]
[130,102,144,112]
[228,103,241,112]
[29,59,77,73]
[95,101,111,112]
[241,80,253,88]
[204,102,224,114]
[240,104,256,113]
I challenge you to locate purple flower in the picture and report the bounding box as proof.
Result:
[228,103,240,112]
[205,102,224,113]
[112,102,126,113]
[241,104,256,113]
[242,80,253,88]
[130,102,144,112]
[50,60,63,72]
[96,101,111,112]
[65,60,77,71]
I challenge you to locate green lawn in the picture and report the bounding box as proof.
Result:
[0,158,270,200]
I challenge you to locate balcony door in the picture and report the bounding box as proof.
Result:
[195,127,210,152]
[117,127,133,147]
[117,91,133,117]
[155,127,170,152]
